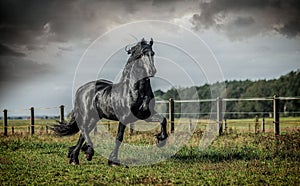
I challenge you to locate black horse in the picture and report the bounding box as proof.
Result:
[51,38,168,166]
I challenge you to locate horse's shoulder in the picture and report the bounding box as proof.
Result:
[95,79,113,91]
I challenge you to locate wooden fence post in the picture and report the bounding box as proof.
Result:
[248,123,251,133]
[30,107,34,135]
[255,115,259,134]
[130,123,134,135]
[273,95,280,135]
[189,119,193,133]
[224,119,227,132]
[169,98,174,134]
[3,109,8,136]
[216,97,223,136]
[60,105,65,123]
[262,117,265,133]
[107,121,110,131]
[12,125,14,135]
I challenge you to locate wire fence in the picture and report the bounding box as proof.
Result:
[1,96,300,136]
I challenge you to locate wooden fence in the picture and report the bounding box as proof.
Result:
[2,96,300,136]
[2,105,65,136]
[157,95,291,135]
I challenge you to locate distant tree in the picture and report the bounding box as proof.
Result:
[152,70,300,118]
[154,89,165,98]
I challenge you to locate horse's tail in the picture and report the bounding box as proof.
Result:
[50,112,79,136]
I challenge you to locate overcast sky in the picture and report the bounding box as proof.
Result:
[0,0,299,115]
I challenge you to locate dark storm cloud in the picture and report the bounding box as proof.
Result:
[0,56,51,97]
[234,17,255,26]
[0,57,50,81]
[192,0,300,39]
[0,0,54,45]
[1,0,299,84]
[1,0,299,50]
[0,0,127,47]
[0,0,91,47]
[0,0,199,64]
[0,44,26,57]
[0,0,181,98]
[276,19,300,38]
[0,0,130,93]
[0,0,140,49]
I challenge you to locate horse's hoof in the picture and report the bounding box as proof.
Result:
[110,163,120,167]
[69,159,79,165]
[71,161,79,165]
[84,146,94,161]
[108,160,121,167]
[155,133,168,147]
[157,139,167,148]
[85,153,93,161]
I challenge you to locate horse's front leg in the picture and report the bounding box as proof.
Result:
[146,112,168,147]
[108,122,126,166]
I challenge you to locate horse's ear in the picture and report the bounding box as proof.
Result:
[125,45,131,55]
[150,38,153,46]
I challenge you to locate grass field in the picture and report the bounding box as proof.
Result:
[1,118,300,185]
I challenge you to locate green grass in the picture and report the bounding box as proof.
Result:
[220,117,300,133]
[1,122,300,185]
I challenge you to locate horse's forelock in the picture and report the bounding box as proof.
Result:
[126,39,154,64]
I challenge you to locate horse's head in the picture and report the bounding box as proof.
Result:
[124,38,157,82]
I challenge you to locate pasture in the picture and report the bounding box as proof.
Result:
[1,118,300,185]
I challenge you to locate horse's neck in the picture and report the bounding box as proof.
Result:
[117,77,151,99]
[118,60,152,98]
[119,62,131,83]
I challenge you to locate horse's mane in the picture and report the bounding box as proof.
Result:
[120,39,152,82]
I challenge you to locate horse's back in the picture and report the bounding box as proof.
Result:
[74,79,112,115]
[95,79,113,91]
[94,79,119,120]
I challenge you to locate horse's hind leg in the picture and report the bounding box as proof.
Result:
[80,118,97,161]
[68,133,85,165]
[81,131,95,161]
[146,112,168,147]
[108,122,126,166]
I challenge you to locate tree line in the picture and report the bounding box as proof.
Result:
[154,70,300,119]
